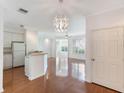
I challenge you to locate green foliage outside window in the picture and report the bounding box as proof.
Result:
[61,46,68,52]
[74,47,85,54]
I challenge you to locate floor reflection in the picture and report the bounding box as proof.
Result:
[56,57,68,77]
[72,63,85,81]
[46,58,86,93]
[3,58,118,93]
[51,57,85,81]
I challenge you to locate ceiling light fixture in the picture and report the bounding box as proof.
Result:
[53,0,69,32]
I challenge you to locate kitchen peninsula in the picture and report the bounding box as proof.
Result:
[25,51,48,80]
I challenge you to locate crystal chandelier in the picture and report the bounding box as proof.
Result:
[54,15,69,32]
[53,0,69,32]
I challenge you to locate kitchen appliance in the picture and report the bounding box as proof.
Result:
[12,41,25,67]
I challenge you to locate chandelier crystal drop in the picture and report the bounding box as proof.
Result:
[53,15,69,32]
[53,0,69,32]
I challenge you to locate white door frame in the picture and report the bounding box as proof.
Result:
[0,7,4,93]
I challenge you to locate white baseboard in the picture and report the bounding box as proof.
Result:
[85,79,92,83]
[0,87,4,93]
[28,73,44,81]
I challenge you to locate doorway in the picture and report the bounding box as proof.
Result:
[56,39,68,77]
[55,38,85,81]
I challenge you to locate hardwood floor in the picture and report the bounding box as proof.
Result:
[3,58,119,93]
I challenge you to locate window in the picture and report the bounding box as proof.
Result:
[73,39,85,54]
[61,46,68,52]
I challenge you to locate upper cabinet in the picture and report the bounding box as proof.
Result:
[12,33,25,42]
[4,32,12,47]
[4,31,25,47]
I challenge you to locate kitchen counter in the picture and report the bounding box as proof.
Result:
[4,47,12,69]
[4,52,12,54]
[4,47,12,54]
[28,52,48,56]
[25,52,48,80]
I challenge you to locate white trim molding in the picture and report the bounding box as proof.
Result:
[0,7,4,93]
[0,88,4,93]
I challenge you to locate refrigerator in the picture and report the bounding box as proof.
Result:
[12,42,25,67]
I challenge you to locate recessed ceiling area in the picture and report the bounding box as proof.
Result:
[3,0,124,33]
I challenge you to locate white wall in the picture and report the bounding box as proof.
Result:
[25,30,54,57]
[38,34,85,59]
[85,7,124,82]
[87,8,124,30]
[36,15,86,58]
[0,7,3,93]
[51,38,56,58]
[25,15,86,59]
[25,30,39,54]
[38,36,53,57]
[4,31,25,47]
[3,29,25,70]
[68,15,86,35]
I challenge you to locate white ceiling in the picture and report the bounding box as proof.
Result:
[3,0,124,32]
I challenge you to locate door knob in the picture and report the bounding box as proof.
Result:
[91,58,95,61]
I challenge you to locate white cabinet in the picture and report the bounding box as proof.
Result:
[13,51,25,67]
[4,31,25,47]
[25,54,48,80]
[4,32,12,47]
[25,56,29,77]
[12,33,24,42]
[4,54,12,69]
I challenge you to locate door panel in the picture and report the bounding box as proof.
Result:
[92,27,124,92]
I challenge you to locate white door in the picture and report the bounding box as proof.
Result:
[92,27,124,92]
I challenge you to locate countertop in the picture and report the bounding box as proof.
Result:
[29,52,48,56]
[28,51,47,56]
[4,47,12,54]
